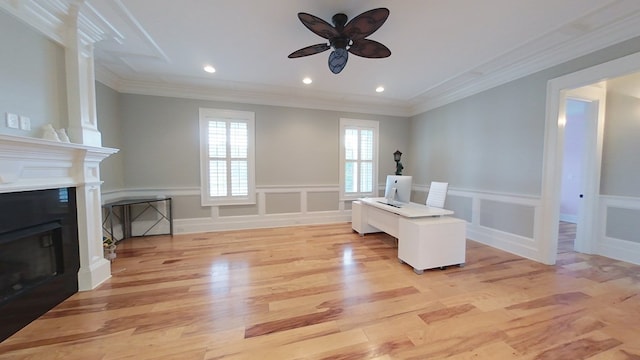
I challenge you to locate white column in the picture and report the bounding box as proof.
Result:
[76,150,114,290]
[64,2,102,147]
[63,2,112,289]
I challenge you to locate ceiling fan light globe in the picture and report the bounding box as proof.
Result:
[328,48,348,74]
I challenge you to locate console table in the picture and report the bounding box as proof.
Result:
[352,197,466,274]
[102,197,173,241]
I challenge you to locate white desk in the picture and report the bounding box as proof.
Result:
[358,197,454,217]
[352,197,466,274]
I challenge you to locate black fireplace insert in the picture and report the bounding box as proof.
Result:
[0,188,79,342]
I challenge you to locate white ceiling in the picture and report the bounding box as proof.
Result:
[9,0,640,115]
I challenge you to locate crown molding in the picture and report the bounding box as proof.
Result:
[1,0,121,48]
[94,70,413,117]
[0,0,67,44]
[6,0,640,118]
[408,1,640,116]
[95,2,640,119]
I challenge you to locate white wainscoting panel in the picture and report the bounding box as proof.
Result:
[598,195,640,265]
[103,185,351,234]
[414,184,543,262]
[105,186,640,267]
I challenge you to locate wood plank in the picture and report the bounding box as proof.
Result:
[0,222,638,359]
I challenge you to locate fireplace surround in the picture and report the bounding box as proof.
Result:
[0,188,79,341]
[0,134,117,341]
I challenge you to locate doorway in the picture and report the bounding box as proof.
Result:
[540,50,640,265]
[558,99,589,254]
[558,85,606,257]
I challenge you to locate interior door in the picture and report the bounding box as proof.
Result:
[563,85,606,254]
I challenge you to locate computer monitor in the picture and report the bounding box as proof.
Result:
[384,175,412,205]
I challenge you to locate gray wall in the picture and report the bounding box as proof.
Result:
[0,9,67,137]
[600,91,640,245]
[116,93,409,190]
[601,91,640,197]
[96,82,124,191]
[409,74,547,195]
[407,36,640,243]
[409,36,640,197]
[5,1,640,241]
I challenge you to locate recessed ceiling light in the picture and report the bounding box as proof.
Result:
[376,86,385,93]
[303,77,312,84]
[204,65,216,73]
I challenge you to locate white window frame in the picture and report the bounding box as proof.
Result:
[339,118,379,201]
[199,108,256,206]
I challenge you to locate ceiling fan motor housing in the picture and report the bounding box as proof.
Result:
[331,36,350,49]
[332,13,348,29]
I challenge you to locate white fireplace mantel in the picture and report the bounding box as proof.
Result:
[0,134,119,290]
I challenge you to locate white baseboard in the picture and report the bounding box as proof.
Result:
[598,237,640,265]
[466,224,542,263]
[598,195,640,265]
[174,211,351,234]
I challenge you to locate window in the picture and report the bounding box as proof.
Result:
[199,108,256,206]
[340,118,378,200]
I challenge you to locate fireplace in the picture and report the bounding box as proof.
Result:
[0,188,79,342]
[0,134,117,343]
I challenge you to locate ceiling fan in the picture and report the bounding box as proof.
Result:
[288,8,391,74]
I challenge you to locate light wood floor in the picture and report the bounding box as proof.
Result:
[1,222,639,359]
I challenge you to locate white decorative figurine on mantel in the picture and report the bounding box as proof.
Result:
[41,124,60,142]
[41,125,71,143]
[57,128,70,143]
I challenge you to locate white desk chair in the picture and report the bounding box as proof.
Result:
[426,181,448,208]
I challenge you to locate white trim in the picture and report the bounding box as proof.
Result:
[110,78,412,117]
[466,226,540,262]
[339,118,379,201]
[558,85,607,255]
[600,194,640,209]
[409,5,640,116]
[101,185,555,264]
[598,237,640,266]
[541,50,640,265]
[0,134,118,290]
[4,0,640,118]
[101,187,197,204]
[597,195,640,265]
[413,184,539,201]
[94,0,640,117]
[103,185,640,267]
[198,108,256,206]
[102,185,347,234]
[174,212,351,234]
[420,185,543,262]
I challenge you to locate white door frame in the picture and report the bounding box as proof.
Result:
[539,51,640,265]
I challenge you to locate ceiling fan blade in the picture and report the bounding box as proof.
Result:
[343,8,389,40]
[298,12,339,39]
[288,43,330,58]
[348,39,391,58]
[328,48,348,74]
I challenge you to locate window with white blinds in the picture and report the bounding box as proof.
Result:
[340,118,379,200]
[199,108,255,206]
